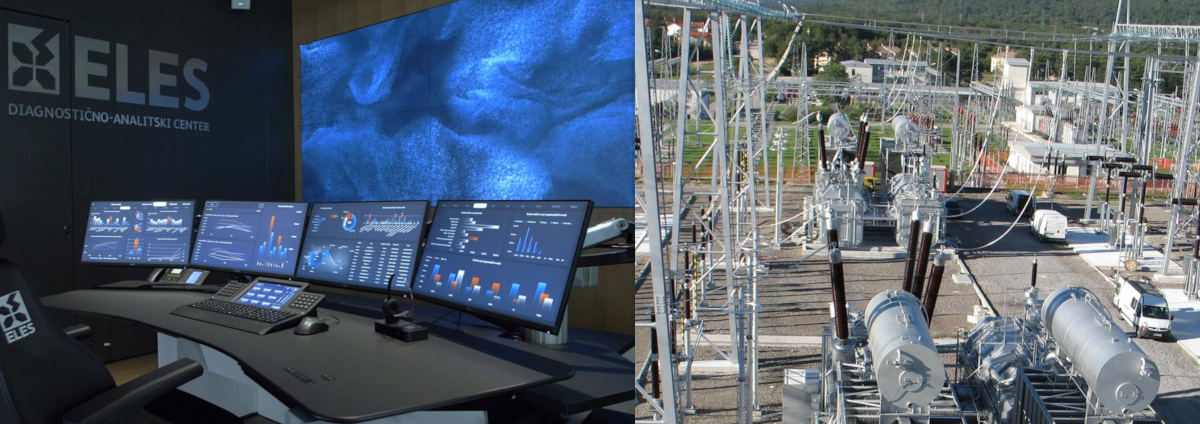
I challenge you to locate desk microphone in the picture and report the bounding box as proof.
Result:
[375,274,428,342]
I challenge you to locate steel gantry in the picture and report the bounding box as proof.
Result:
[637,0,1200,422]
[636,0,797,422]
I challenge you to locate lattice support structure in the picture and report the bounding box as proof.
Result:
[637,1,791,422]
[1160,51,1200,275]
[635,2,681,422]
[638,1,1200,422]
[1111,23,1200,41]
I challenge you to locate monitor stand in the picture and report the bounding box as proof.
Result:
[224,272,254,284]
[497,327,524,341]
[522,308,568,345]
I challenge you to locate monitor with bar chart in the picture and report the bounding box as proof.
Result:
[411,200,592,333]
[190,201,309,277]
[81,200,196,266]
[296,201,429,292]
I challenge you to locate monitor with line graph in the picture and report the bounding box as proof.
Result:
[410,200,592,333]
[81,200,197,266]
[191,201,309,277]
[296,201,429,292]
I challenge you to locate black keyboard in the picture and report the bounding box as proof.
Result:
[188,299,297,323]
[170,280,322,335]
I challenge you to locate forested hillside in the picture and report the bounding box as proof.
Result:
[786,0,1198,31]
[648,0,1196,91]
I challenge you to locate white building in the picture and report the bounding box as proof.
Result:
[1006,142,1131,177]
[1015,104,1048,132]
[990,50,1018,72]
[1002,58,1031,91]
[840,60,872,82]
[815,52,833,70]
[1013,81,1122,141]
[666,22,682,37]
[877,45,900,60]
[862,58,928,84]
[1061,123,1082,145]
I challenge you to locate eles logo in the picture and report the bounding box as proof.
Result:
[8,23,59,95]
[0,290,35,345]
[5,23,209,111]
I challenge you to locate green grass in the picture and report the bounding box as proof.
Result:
[672,118,955,178]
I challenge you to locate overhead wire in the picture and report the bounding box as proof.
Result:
[946,77,1006,199]
[955,170,1046,251]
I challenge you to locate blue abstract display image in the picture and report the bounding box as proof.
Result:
[300,0,634,207]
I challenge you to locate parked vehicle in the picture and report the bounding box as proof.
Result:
[1113,275,1173,340]
[1029,210,1067,242]
[944,198,963,219]
[1005,190,1037,217]
[863,177,881,192]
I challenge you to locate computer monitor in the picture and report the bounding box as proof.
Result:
[191,201,309,277]
[411,200,592,333]
[81,200,196,266]
[296,201,429,292]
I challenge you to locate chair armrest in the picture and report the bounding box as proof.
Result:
[63,324,92,341]
[62,359,204,424]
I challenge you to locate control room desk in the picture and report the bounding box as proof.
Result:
[42,289,576,423]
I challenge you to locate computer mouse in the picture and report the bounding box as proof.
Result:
[294,316,329,335]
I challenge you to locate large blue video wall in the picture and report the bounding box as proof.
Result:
[300,0,634,207]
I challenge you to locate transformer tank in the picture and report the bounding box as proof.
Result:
[1041,287,1160,415]
[864,290,947,411]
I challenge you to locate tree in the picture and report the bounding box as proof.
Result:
[816,61,850,83]
[844,102,876,121]
[816,62,850,107]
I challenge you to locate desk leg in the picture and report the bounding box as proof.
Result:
[157,333,268,418]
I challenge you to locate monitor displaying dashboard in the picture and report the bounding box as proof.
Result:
[191,201,309,277]
[411,200,592,333]
[296,201,428,291]
[81,201,196,266]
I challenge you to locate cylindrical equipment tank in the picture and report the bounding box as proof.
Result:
[827,113,854,146]
[892,116,920,147]
[1041,286,1160,414]
[865,290,947,409]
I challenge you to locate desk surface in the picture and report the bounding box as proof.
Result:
[512,327,633,415]
[43,289,575,423]
[316,290,634,416]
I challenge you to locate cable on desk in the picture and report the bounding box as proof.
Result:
[426,310,459,329]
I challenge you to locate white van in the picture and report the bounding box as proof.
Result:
[1005,190,1037,217]
[1030,210,1068,242]
[1113,275,1173,340]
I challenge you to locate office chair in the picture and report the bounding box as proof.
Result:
[0,211,238,424]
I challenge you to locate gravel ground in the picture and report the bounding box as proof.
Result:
[636,198,976,422]
[681,244,972,339]
[637,189,1200,423]
[665,346,823,424]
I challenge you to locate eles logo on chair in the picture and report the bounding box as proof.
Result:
[7,23,59,95]
[0,291,35,344]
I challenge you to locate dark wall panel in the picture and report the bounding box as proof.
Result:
[0,0,294,360]
[0,10,74,298]
[58,1,295,290]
